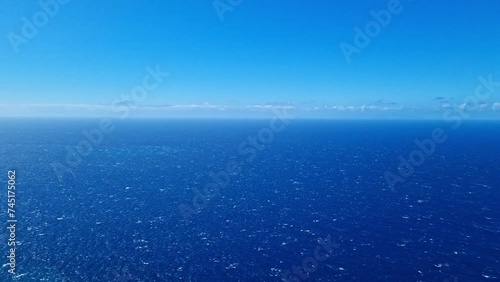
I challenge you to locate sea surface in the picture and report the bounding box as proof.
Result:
[0,119,498,281]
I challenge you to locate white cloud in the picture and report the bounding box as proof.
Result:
[168,104,231,110]
[439,103,451,109]
[1,101,498,118]
[246,105,295,109]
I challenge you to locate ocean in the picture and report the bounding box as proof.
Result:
[0,119,498,281]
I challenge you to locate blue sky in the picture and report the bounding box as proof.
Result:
[1,0,499,117]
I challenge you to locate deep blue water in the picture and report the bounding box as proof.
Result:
[0,119,499,281]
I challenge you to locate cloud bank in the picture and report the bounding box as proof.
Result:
[0,101,499,119]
